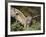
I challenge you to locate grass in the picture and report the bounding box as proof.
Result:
[11,19,41,31]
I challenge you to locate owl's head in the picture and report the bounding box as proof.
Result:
[11,8,21,17]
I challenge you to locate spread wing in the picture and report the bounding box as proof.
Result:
[14,8,26,25]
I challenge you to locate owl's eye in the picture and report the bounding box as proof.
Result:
[16,13,19,15]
